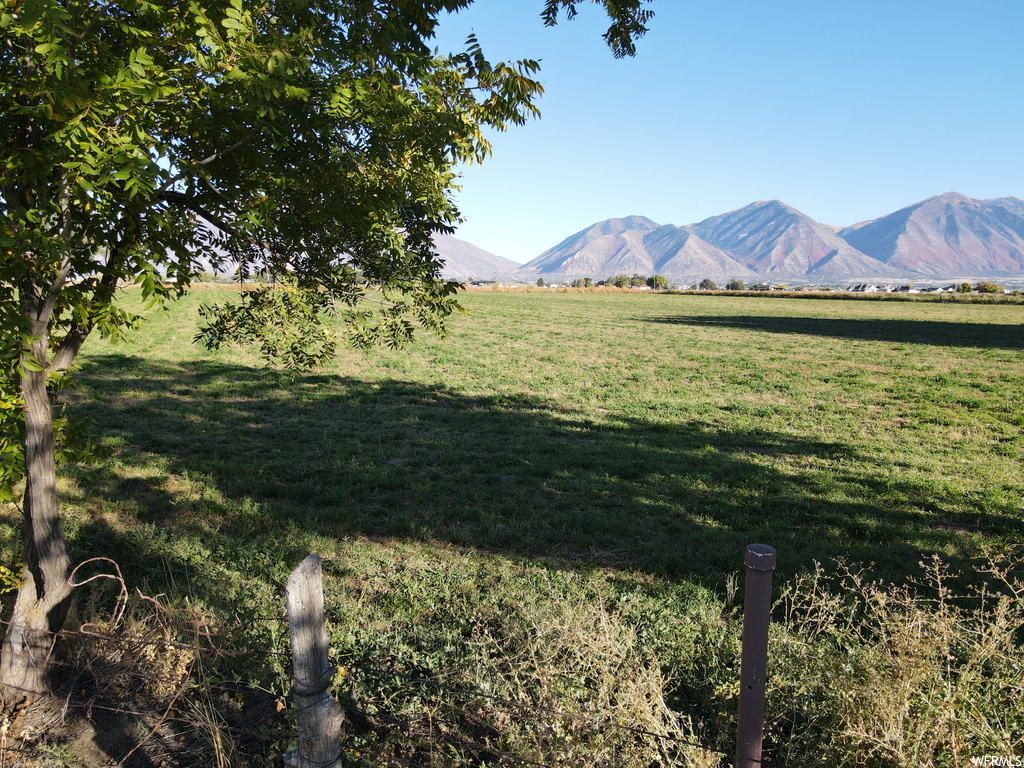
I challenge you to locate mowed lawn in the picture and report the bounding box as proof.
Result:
[37,289,1021,588]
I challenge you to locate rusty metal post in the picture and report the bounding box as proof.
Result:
[736,544,776,768]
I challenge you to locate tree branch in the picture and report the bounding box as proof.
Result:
[155,196,428,312]
[33,169,80,331]
[48,205,140,375]
[158,190,246,241]
[155,129,263,195]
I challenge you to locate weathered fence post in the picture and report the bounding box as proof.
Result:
[736,543,776,768]
[284,554,344,768]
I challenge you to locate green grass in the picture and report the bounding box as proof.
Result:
[3,288,1022,766]
[54,290,1023,584]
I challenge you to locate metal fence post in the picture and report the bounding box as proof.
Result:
[736,543,776,768]
[284,553,344,768]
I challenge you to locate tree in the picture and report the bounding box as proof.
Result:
[647,275,667,290]
[536,278,546,287]
[726,279,745,291]
[699,278,718,290]
[0,0,655,699]
[975,281,1003,294]
[957,282,973,293]
[610,274,630,289]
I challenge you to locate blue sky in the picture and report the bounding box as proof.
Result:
[432,0,1024,264]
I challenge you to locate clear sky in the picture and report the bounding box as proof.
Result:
[431,0,1024,265]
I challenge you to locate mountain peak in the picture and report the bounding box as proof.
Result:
[933,191,971,204]
[692,200,894,278]
[838,193,1024,274]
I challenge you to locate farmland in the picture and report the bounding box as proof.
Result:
[2,289,1021,766]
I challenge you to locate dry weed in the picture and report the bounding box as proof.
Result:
[772,554,1024,767]
[6,585,271,768]
[472,594,719,768]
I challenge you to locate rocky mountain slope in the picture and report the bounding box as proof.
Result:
[516,217,758,281]
[838,192,1024,276]
[690,200,898,279]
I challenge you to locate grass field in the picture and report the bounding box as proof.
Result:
[2,289,1022,766]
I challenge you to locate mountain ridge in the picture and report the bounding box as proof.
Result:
[837,192,1024,276]
[433,193,1024,281]
[507,193,1024,282]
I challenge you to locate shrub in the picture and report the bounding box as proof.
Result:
[472,593,717,768]
[699,279,718,290]
[976,281,1003,293]
[768,556,1024,766]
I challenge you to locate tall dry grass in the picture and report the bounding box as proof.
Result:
[770,555,1024,767]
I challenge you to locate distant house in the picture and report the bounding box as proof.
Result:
[850,284,881,293]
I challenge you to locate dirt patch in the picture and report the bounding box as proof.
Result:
[2,682,283,767]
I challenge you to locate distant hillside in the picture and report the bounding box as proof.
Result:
[643,225,757,280]
[691,201,898,279]
[431,233,521,280]
[512,193,1024,282]
[517,217,757,281]
[838,192,1024,276]
[517,216,661,276]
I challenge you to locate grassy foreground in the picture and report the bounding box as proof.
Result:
[2,288,1022,766]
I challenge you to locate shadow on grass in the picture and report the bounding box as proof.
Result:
[643,315,1024,350]
[49,352,1021,614]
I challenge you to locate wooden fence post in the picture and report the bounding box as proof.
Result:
[736,543,776,768]
[284,554,344,768]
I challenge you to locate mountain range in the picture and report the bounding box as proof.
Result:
[433,193,1024,282]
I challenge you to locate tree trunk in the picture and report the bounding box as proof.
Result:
[0,335,73,703]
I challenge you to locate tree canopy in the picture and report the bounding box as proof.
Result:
[0,0,655,697]
[647,274,667,290]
